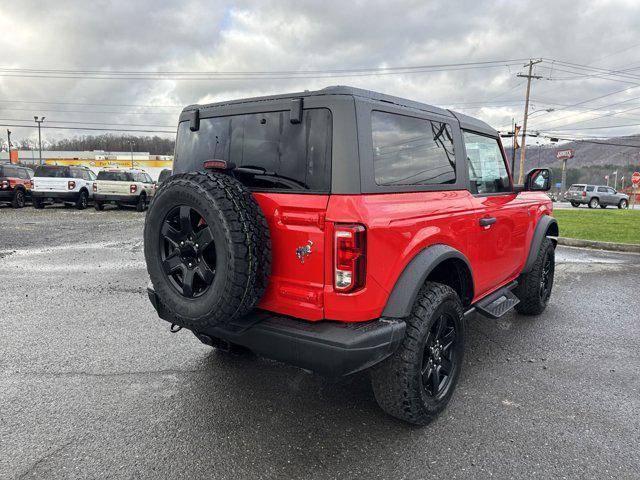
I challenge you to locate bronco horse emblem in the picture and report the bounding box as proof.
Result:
[295,240,313,264]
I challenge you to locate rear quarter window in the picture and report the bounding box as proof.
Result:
[173,108,332,192]
[371,111,456,186]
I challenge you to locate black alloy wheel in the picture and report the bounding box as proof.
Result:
[421,312,459,399]
[539,249,554,303]
[160,205,216,298]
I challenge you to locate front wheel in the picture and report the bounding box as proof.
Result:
[371,282,465,425]
[515,237,555,315]
[619,199,629,209]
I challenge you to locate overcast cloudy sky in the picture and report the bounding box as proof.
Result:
[1,0,640,148]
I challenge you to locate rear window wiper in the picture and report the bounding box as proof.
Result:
[233,165,309,190]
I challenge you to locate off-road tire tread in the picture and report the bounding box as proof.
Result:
[514,237,554,315]
[370,282,464,425]
[145,171,271,328]
[75,190,88,210]
[11,189,25,208]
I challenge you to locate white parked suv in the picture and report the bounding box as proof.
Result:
[93,169,156,211]
[32,165,96,210]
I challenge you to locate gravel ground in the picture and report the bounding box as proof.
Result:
[1,204,639,479]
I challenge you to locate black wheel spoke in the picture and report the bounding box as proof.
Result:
[422,364,433,386]
[179,206,193,235]
[441,328,455,352]
[434,315,445,338]
[440,357,452,375]
[196,226,214,251]
[430,366,441,393]
[161,222,182,245]
[181,268,195,297]
[195,263,215,284]
[162,252,182,274]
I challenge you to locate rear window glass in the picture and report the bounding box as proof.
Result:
[34,166,71,178]
[97,171,135,182]
[568,185,585,191]
[371,111,456,186]
[586,186,594,192]
[174,108,332,192]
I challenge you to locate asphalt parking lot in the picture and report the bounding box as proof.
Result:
[1,205,639,479]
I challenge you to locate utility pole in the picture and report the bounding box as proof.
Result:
[6,129,11,156]
[129,140,135,169]
[516,59,543,184]
[34,116,45,165]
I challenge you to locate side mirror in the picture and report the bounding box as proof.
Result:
[525,168,551,191]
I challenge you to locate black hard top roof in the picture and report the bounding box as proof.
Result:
[183,85,497,135]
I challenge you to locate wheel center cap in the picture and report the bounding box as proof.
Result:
[179,241,198,263]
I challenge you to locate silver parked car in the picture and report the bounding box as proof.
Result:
[565,184,630,209]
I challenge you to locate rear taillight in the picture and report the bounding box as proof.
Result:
[29,180,34,188]
[68,180,76,190]
[130,184,137,194]
[92,182,97,192]
[1,179,8,190]
[334,224,366,293]
[582,191,586,197]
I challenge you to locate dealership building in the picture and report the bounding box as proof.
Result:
[0,150,172,180]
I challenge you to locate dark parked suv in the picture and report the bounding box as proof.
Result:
[0,164,33,208]
[144,86,558,425]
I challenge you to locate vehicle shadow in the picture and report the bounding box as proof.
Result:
[162,314,519,476]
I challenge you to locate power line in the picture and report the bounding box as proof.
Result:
[0,123,175,134]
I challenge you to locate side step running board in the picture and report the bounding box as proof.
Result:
[475,281,520,319]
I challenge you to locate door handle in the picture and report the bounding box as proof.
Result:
[479,217,497,227]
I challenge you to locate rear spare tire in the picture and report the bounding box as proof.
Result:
[144,171,271,329]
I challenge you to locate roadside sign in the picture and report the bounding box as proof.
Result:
[556,149,574,160]
[632,171,640,186]
[555,182,562,188]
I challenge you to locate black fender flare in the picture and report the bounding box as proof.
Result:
[382,244,474,319]
[522,215,558,273]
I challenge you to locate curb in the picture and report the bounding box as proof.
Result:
[557,237,640,253]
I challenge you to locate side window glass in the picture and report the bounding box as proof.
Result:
[608,188,616,194]
[371,111,456,186]
[463,131,510,194]
[586,186,594,192]
[597,187,607,193]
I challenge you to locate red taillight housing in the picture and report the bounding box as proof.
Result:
[92,182,97,192]
[582,191,586,197]
[130,184,137,194]
[68,180,76,190]
[1,179,8,190]
[334,224,366,293]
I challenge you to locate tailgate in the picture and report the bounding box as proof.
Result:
[34,177,69,192]
[254,192,329,321]
[98,180,130,195]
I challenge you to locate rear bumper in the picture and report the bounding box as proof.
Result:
[147,285,405,377]
[95,193,137,204]
[32,190,79,201]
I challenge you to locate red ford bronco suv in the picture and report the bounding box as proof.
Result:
[144,86,558,425]
[0,164,33,208]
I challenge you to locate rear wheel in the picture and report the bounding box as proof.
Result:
[515,237,555,315]
[588,198,599,209]
[75,190,88,210]
[371,282,465,425]
[619,199,629,209]
[570,201,579,207]
[136,192,147,212]
[11,189,26,208]
[94,201,104,211]
[33,197,45,209]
